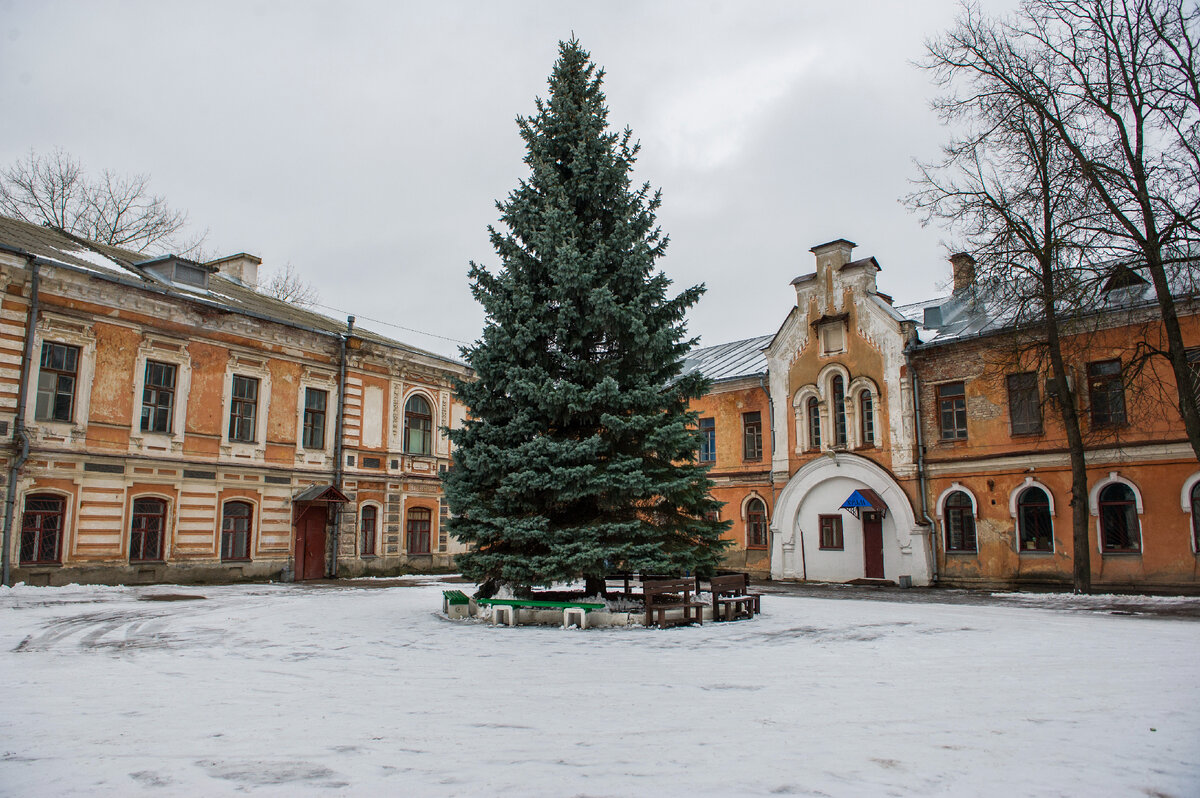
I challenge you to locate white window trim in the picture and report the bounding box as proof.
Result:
[295,369,338,464]
[401,388,438,458]
[848,377,879,449]
[935,482,978,521]
[1008,476,1057,518]
[1183,472,1200,554]
[25,316,96,445]
[127,492,175,562]
[129,337,192,454]
[1008,476,1056,554]
[1089,471,1144,555]
[358,500,382,557]
[18,487,74,564]
[792,385,821,453]
[220,356,272,459]
[218,497,259,561]
[817,364,852,450]
[818,319,847,356]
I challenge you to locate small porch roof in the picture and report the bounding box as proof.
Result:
[292,483,350,504]
[840,488,888,519]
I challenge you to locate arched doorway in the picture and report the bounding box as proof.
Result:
[770,452,931,585]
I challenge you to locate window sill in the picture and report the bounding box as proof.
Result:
[818,547,845,552]
[746,545,769,551]
[19,561,62,568]
[221,558,252,563]
[359,554,379,560]
[130,559,166,565]
[1018,549,1054,556]
[1100,550,1141,556]
[945,550,978,555]
[1010,430,1044,438]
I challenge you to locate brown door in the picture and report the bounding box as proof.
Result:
[863,511,884,579]
[294,505,327,581]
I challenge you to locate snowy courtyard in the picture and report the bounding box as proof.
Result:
[1,578,1197,797]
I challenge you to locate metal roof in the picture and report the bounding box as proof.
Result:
[680,334,772,383]
[0,215,468,370]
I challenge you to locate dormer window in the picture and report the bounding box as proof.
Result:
[135,255,215,291]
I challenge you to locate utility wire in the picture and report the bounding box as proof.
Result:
[307,301,472,346]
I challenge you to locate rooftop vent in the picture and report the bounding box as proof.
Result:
[135,255,217,290]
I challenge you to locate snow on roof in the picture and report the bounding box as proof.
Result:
[681,334,772,383]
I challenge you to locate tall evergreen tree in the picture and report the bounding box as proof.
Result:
[444,39,730,596]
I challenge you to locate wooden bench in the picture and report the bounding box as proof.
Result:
[710,574,761,621]
[643,578,706,627]
[476,597,606,628]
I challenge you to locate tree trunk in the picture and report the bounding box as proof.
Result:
[584,575,607,598]
[1141,252,1200,462]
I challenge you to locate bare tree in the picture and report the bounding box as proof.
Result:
[259,263,319,306]
[924,0,1200,460]
[0,147,206,257]
[912,11,1103,591]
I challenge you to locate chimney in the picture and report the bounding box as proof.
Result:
[949,252,975,293]
[810,238,856,277]
[208,253,262,291]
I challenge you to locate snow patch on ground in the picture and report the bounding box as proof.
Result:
[0,582,1196,796]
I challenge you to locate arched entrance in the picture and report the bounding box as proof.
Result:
[770,452,932,585]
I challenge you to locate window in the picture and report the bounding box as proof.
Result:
[1098,483,1140,552]
[820,321,844,355]
[742,411,762,461]
[302,388,327,449]
[404,395,433,455]
[832,376,847,447]
[746,498,768,548]
[228,376,259,443]
[140,361,177,434]
[20,494,64,564]
[220,501,253,561]
[360,505,377,556]
[1192,482,1200,553]
[807,397,822,450]
[407,507,431,554]
[35,342,79,422]
[859,389,875,446]
[698,417,715,463]
[1007,372,1042,435]
[130,498,166,562]
[944,490,976,552]
[1087,360,1126,427]
[819,514,844,550]
[938,382,968,440]
[1017,487,1053,552]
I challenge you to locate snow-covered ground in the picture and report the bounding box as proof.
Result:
[1,579,1197,797]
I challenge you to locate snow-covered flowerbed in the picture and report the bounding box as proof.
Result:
[0,580,1197,796]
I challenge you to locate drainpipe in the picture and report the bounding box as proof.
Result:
[329,316,353,578]
[2,257,40,586]
[909,357,938,584]
[758,374,779,576]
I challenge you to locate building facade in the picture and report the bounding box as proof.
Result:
[686,238,1200,592]
[0,217,470,586]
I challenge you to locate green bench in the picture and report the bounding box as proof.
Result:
[442,589,470,615]
[476,597,606,628]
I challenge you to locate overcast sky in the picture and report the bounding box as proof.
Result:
[2,1,1017,360]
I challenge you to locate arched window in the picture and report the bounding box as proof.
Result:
[407,507,432,554]
[1017,487,1053,552]
[746,498,768,548]
[221,501,253,561]
[130,497,167,562]
[20,493,65,564]
[404,395,433,455]
[1099,483,1140,552]
[860,390,875,446]
[1192,482,1200,553]
[944,490,976,552]
[807,397,821,451]
[360,505,377,556]
[832,375,847,447]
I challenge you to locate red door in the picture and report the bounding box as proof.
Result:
[294,506,327,581]
[863,511,884,579]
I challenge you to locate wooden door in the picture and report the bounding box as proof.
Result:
[862,511,884,579]
[294,506,327,581]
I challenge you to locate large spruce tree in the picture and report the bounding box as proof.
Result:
[444,39,729,596]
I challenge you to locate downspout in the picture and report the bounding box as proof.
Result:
[758,374,779,576]
[329,315,353,578]
[908,356,938,584]
[2,257,40,586]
